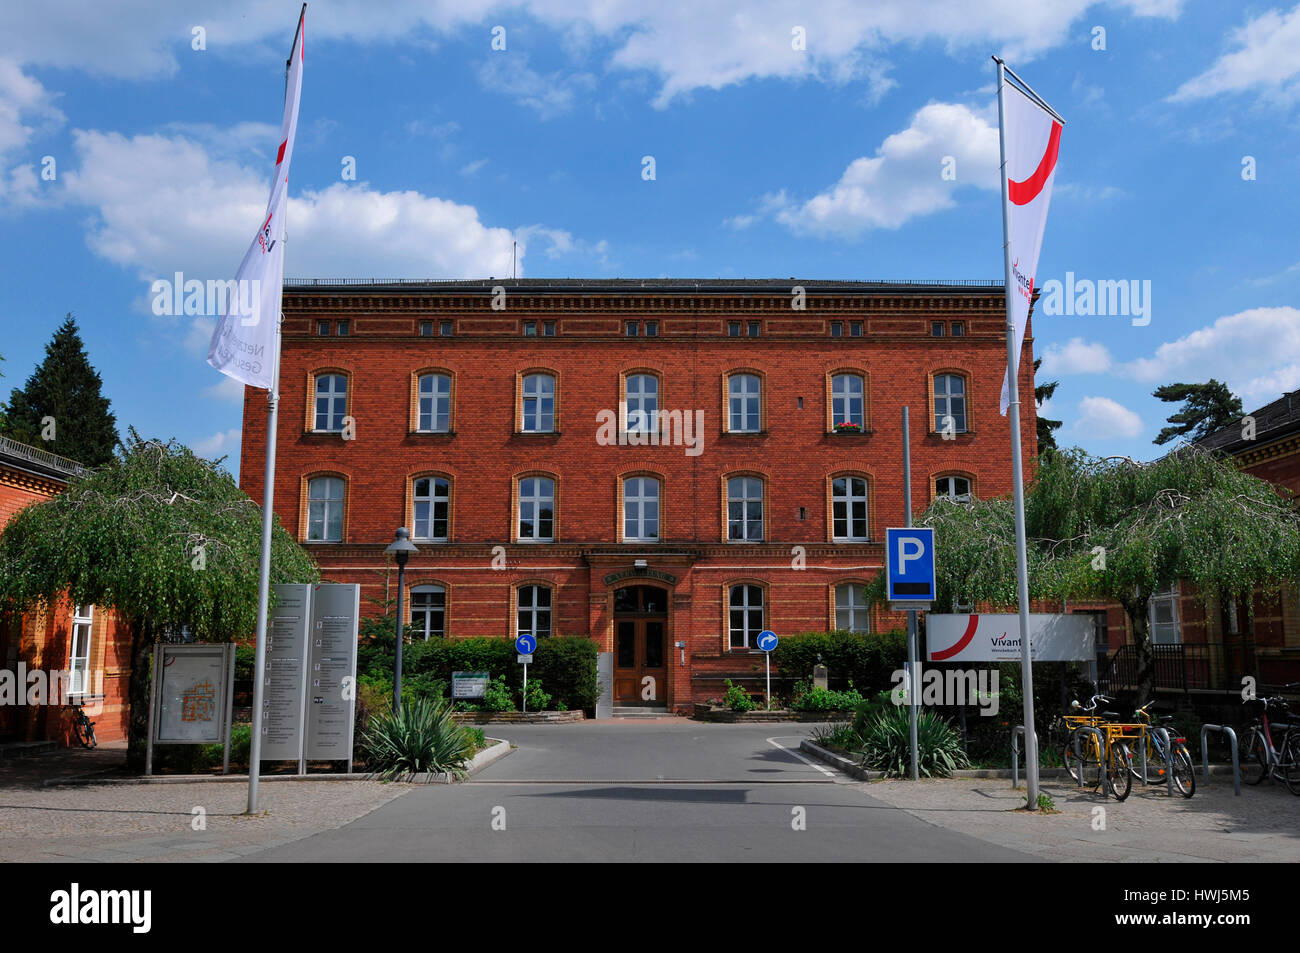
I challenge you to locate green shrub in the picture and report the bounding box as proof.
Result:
[858,706,970,778]
[359,697,477,780]
[521,677,552,711]
[531,637,599,711]
[810,721,861,752]
[234,643,256,682]
[722,679,757,712]
[771,630,907,697]
[463,726,487,749]
[791,681,866,711]
[482,675,514,712]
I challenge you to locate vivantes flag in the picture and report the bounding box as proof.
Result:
[206,4,305,390]
[998,74,1062,415]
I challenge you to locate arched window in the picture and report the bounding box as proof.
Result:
[413,477,450,541]
[518,477,555,541]
[517,585,552,638]
[831,373,865,429]
[935,475,972,503]
[831,475,869,541]
[521,373,555,432]
[729,584,765,649]
[726,476,764,541]
[933,373,967,433]
[417,373,451,432]
[728,373,761,433]
[835,584,871,633]
[314,374,347,432]
[410,585,446,640]
[625,374,659,434]
[306,476,345,541]
[623,476,660,541]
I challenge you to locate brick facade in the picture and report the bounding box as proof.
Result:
[241,279,1038,711]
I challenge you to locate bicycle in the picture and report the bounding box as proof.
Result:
[1127,701,1195,798]
[1060,693,1132,801]
[1238,687,1300,795]
[70,700,97,749]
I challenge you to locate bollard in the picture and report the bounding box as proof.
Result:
[1200,724,1241,796]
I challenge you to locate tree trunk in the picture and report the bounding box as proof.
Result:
[125,618,154,773]
[1124,596,1155,704]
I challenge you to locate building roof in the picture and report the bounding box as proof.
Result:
[284,277,1005,295]
[0,435,87,484]
[1198,390,1300,455]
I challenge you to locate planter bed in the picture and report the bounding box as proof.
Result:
[692,704,854,723]
[452,710,585,724]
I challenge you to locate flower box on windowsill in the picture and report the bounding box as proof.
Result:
[830,424,872,435]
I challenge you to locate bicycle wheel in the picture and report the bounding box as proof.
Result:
[1239,728,1268,785]
[1128,735,1163,783]
[1064,734,1101,788]
[1107,743,1132,801]
[1172,744,1196,798]
[84,718,97,749]
[71,715,90,749]
[1281,731,1300,796]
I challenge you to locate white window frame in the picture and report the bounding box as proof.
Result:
[934,374,967,434]
[522,373,555,433]
[1148,583,1182,645]
[831,374,864,428]
[623,477,660,541]
[410,585,446,640]
[728,374,761,433]
[832,476,870,541]
[314,374,347,432]
[518,477,555,542]
[412,477,450,542]
[727,476,764,542]
[69,605,94,697]
[517,585,552,639]
[835,584,871,633]
[307,476,345,542]
[417,373,451,432]
[729,585,764,649]
[935,475,972,503]
[625,374,659,434]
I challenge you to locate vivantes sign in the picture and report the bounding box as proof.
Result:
[926,613,1094,663]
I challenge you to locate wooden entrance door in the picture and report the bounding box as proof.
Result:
[613,586,668,703]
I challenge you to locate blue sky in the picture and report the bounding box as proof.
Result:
[1,0,1298,479]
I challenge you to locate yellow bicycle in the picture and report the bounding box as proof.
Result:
[1061,693,1133,801]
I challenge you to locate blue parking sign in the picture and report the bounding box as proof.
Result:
[886,527,935,603]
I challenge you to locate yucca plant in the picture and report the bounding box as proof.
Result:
[858,705,970,778]
[360,696,478,781]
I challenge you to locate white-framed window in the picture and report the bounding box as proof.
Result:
[934,374,967,433]
[517,585,552,639]
[835,584,871,633]
[623,477,660,541]
[417,373,451,432]
[831,374,864,428]
[522,373,555,432]
[727,476,763,542]
[518,477,554,541]
[832,476,869,541]
[413,477,449,541]
[410,586,446,640]
[314,374,347,432]
[729,585,764,649]
[728,374,761,433]
[625,374,659,434]
[1148,583,1182,644]
[306,476,345,541]
[70,605,93,696]
[935,475,972,503]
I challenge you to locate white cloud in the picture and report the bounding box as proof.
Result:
[772,102,999,237]
[459,158,488,176]
[1122,306,1300,404]
[0,58,64,208]
[192,428,242,460]
[1039,337,1113,376]
[1073,396,1143,440]
[1172,4,1300,103]
[203,375,246,404]
[476,54,596,118]
[515,224,610,265]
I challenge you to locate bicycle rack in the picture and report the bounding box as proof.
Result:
[1149,726,1175,797]
[1199,724,1241,796]
[1011,725,1038,790]
[1072,726,1107,798]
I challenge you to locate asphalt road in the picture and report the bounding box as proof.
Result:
[246,722,1039,862]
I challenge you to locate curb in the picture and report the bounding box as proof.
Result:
[798,740,1081,781]
[42,739,513,786]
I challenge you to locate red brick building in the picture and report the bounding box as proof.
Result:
[240,279,1037,712]
[0,437,131,745]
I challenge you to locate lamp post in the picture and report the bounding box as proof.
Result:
[385,527,419,714]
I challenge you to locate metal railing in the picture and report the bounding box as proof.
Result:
[1100,641,1258,694]
[1200,724,1241,796]
[0,435,86,478]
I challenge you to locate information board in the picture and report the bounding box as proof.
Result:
[927,613,1095,663]
[153,643,233,744]
[452,671,490,699]
[304,583,360,761]
[261,584,313,760]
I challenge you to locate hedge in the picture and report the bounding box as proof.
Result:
[770,629,908,696]
[357,631,599,712]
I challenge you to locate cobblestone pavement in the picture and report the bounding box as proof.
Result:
[0,745,410,862]
[861,774,1300,862]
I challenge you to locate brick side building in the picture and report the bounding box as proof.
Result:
[0,437,131,745]
[239,279,1038,712]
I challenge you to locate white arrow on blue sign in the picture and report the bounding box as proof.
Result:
[885,527,936,603]
[515,633,537,655]
[757,630,778,652]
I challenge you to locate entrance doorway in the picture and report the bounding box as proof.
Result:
[613,585,668,703]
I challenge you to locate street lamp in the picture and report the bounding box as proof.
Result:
[384,527,419,713]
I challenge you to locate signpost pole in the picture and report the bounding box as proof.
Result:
[523,660,528,714]
[765,653,771,711]
[903,407,919,781]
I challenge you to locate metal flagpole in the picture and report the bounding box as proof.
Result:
[995,56,1040,810]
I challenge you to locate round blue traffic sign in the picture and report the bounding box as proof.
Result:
[515,633,537,655]
[757,630,778,652]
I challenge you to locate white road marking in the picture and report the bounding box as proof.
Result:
[766,736,835,777]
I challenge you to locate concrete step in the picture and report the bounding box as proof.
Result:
[0,740,57,758]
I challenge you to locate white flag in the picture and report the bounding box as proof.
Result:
[206,8,305,390]
[999,78,1061,415]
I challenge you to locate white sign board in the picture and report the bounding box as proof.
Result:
[304,583,360,761]
[261,583,313,760]
[927,613,1095,663]
[153,643,234,744]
